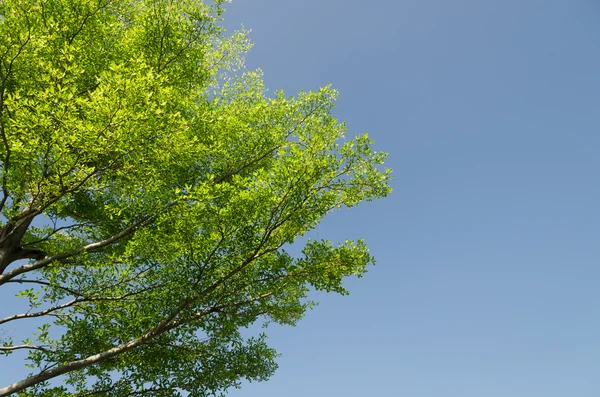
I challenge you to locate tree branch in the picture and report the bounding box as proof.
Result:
[0,344,51,353]
[0,214,154,284]
[5,278,83,296]
[0,285,155,326]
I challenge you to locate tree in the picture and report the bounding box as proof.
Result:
[0,0,391,395]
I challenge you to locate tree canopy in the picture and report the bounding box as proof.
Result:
[0,0,391,395]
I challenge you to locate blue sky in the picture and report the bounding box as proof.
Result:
[222,1,600,396]
[2,1,600,396]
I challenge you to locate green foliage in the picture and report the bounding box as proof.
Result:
[0,0,391,395]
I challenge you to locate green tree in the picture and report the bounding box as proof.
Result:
[0,0,391,395]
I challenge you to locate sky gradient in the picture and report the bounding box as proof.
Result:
[222,1,600,396]
[2,1,600,396]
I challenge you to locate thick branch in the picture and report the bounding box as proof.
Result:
[0,215,153,284]
[0,302,219,397]
[0,344,51,352]
[0,337,145,395]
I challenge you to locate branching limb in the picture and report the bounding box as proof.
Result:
[0,214,155,284]
[0,344,52,353]
[21,222,93,248]
[0,282,162,325]
[5,278,83,296]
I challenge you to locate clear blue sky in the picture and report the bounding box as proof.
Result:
[222,1,600,396]
[2,1,600,396]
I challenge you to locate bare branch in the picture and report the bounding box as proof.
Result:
[0,214,154,284]
[21,222,93,248]
[0,344,51,353]
[5,278,82,296]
